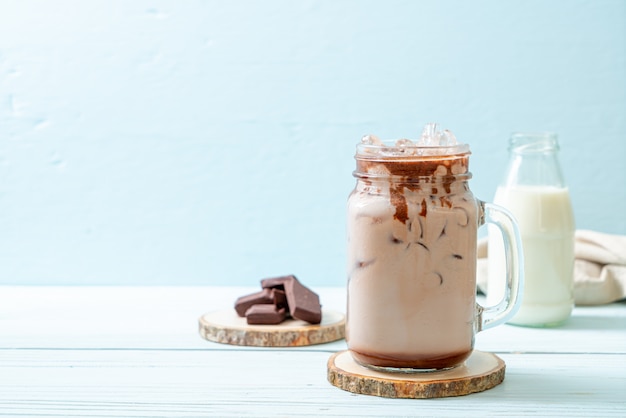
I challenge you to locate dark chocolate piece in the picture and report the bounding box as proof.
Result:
[272,289,289,311]
[234,288,273,317]
[284,277,322,324]
[237,274,322,325]
[260,274,297,290]
[245,304,288,325]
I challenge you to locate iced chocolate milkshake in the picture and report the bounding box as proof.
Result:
[346,124,522,372]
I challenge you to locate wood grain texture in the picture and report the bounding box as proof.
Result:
[198,309,345,346]
[0,350,624,417]
[0,287,624,417]
[327,350,505,398]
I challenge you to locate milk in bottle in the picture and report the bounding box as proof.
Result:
[488,133,575,327]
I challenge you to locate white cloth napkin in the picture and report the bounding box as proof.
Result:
[477,230,626,306]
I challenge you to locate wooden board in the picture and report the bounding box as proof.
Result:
[199,309,345,347]
[327,350,505,398]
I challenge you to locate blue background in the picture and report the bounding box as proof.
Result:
[1,0,625,285]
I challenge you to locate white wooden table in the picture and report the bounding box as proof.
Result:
[0,286,624,417]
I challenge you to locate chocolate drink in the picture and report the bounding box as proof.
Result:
[346,134,480,370]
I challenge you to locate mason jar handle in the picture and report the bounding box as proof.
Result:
[477,202,524,331]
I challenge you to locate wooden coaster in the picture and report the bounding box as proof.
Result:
[199,309,345,347]
[327,350,505,398]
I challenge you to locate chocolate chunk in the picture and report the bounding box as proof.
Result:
[236,274,322,325]
[234,288,274,317]
[283,277,322,324]
[260,274,296,290]
[245,304,288,325]
[272,289,289,311]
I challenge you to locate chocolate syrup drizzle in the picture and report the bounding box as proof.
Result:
[355,153,470,225]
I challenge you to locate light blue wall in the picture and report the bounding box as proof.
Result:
[1,0,625,285]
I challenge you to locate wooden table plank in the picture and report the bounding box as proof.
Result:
[1,286,624,353]
[0,349,624,417]
[0,286,624,416]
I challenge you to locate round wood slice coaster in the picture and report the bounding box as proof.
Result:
[199,309,345,347]
[327,350,505,398]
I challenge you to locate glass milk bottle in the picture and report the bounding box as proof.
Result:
[487,133,575,327]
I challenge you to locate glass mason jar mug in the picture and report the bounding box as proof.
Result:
[346,138,524,372]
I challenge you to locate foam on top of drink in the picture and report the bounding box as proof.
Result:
[358,123,469,158]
